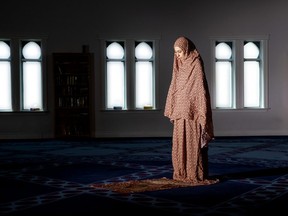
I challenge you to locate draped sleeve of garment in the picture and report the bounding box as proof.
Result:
[164,50,214,148]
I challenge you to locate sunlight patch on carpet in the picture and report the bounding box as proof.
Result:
[90,177,219,193]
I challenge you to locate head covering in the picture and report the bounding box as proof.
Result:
[173,36,196,57]
[164,36,214,147]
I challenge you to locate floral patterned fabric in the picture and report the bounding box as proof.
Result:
[164,36,214,182]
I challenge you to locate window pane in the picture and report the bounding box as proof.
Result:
[244,61,260,107]
[135,62,153,108]
[106,42,124,59]
[215,62,232,108]
[107,62,125,109]
[106,42,125,109]
[244,42,259,59]
[22,41,43,111]
[244,42,261,108]
[135,41,154,109]
[0,41,11,58]
[23,62,43,110]
[135,42,153,59]
[0,41,12,110]
[22,42,41,59]
[215,42,232,59]
[0,62,12,110]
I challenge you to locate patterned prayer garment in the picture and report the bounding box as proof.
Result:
[164,36,214,183]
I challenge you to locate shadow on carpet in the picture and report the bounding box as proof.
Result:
[90,177,219,193]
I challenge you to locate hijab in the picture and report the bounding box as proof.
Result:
[164,36,214,147]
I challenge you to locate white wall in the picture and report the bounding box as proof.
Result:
[1,0,288,139]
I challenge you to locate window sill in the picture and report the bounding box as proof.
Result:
[213,108,271,112]
[101,109,162,113]
[0,110,49,115]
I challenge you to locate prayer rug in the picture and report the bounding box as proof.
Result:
[90,177,219,194]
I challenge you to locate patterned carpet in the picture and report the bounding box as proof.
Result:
[90,177,220,193]
[0,136,288,215]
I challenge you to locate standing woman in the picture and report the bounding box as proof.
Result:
[164,36,216,184]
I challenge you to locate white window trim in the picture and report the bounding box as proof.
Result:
[98,34,161,111]
[0,36,47,112]
[210,35,269,111]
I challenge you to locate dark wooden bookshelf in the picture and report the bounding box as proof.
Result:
[53,53,94,138]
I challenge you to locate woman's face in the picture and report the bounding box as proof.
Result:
[174,46,184,59]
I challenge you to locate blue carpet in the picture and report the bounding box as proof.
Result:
[0,136,288,215]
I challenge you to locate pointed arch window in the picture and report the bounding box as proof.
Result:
[103,37,159,111]
[0,37,46,112]
[135,41,154,109]
[0,40,12,110]
[106,41,125,109]
[215,42,233,108]
[244,41,261,108]
[21,41,43,110]
[211,36,268,110]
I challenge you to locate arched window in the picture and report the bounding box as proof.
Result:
[212,36,268,110]
[0,40,12,110]
[106,42,125,109]
[22,41,43,110]
[135,42,154,109]
[0,37,45,112]
[215,42,233,108]
[244,42,261,107]
[104,38,159,111]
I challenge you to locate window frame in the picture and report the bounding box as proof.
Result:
[210,35,269,111]
[99,35,160,112]
[0,36,47,113]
